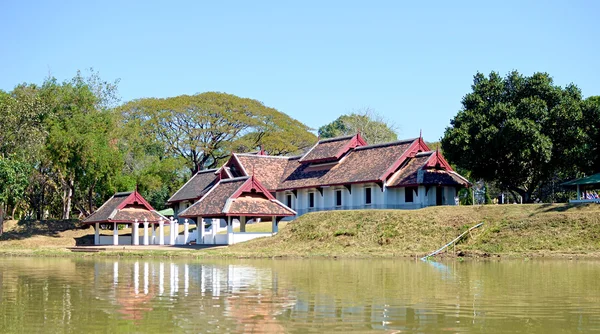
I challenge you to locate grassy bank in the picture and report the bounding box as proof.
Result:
[217,203,600,258]
[1,203,600,258]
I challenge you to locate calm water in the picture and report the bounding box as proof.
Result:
[0,257,599,333]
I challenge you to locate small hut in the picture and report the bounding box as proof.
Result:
[562,173,600,203]
[83,191,169,246]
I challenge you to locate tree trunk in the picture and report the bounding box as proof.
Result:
[0,204,4,236]
[63,179,74,220]
[87,180,96,215]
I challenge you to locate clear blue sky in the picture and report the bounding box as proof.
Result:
[1,1,598,141]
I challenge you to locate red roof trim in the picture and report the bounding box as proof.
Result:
[379,138,431,183]
[225,212,295,217]
[423,150,454,171]
[229,175,276,200]
[276,179,383,192]
[115,191,155,211]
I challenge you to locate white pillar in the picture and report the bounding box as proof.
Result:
[133,219,139,245]
[183,219,189,245]
[143,219,149,245]
[227,216,233,245]
[158,218,165,245]
[94,223,99,245]
[198,217,205,244]
[113,223,119,246]
[240,216,246,232]
[212,219,218,244]
[272,216,278,234]
[169,219,176,245]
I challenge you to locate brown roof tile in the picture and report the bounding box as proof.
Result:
[234,154,289,190]
[278,140,415,189]
[299,135,354,163]
[422,170,470,186]
[167,169,218,203]
[179,178,247,217]
[84,191,166,223]
[227,197,295,216]
[387,153,432,187]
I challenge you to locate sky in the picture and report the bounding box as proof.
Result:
[1,0,599,142]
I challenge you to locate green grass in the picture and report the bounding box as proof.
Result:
[2,203,600,259]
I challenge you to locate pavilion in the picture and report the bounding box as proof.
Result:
[178,175,296,245]
[561,173,600,203]
[83,190,172,246]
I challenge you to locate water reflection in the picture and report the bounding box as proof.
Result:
[1,258,600,333]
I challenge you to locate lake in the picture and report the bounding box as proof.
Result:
[0,257,599,333]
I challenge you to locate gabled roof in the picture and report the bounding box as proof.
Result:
[178,176,295,218]
[167,169,219,203]
[299,133,367,164]
[83,191,167,224]
[387,151,470,188]
[231,154,290,190]
[278,138,422,189]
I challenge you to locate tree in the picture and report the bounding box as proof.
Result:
[318,108,398,144]
[441,71,587,202]
[121,92,315,174]
[583,96,600,174]
[0,157,30,235]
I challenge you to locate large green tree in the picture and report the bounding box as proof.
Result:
[121,92,315,174]
[583,96,600,174]
[0,157,30,235]
[441,71,587,202]
[318,108,398,144]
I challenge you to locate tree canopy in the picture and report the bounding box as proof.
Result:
[120,92,316,174]
[441,71,590,202]
[318,109,398,144]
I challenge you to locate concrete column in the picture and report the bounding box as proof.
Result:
[183,219,189,245]
[198,217,205,244]
[133,219,139,245]
[272,216,278,234]
[169,219,176,245]
[113,223,119,246]
[240,216,246,232]
[211,219,218,244]
[158,218,165,245]
[227,216,233,245]
[143,219,149,245]
[94,223,99,245]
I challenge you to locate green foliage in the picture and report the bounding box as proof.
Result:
[442,71,589,202]
[318,108,398,144]
[120,92,315,174]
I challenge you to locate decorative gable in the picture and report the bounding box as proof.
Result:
[299,133,367,164]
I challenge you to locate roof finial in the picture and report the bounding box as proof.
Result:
[419,129,422,139]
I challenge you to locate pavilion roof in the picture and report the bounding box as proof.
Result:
[298,133,367,164]
[83,191,167,224]
[178,176,295,218]
[561,173,600,187]
[167,168,219,203]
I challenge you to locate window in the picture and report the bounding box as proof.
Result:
[405,187,415,203]
[336,189,343,207]
[309,192,315,208]
[286,194,293,208]
[365,187,372,205]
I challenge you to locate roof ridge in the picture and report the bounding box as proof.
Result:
[415,151,435,157]
[197,168,219,174]
[318,135,355,143]
[114,191,133,196]
[235,153,291,159]
[354,138,418,151]
[220,176,250,183]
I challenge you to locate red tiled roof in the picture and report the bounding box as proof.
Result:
[178,177,295,218]
[278,139,416,189]
[298,134,366,164]
[167,169,218,203]
[387,151,471,187]
[234,154,289,190]
[84,191,167,223]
